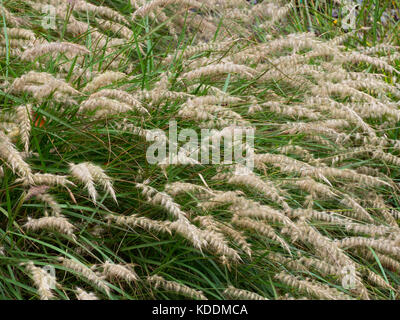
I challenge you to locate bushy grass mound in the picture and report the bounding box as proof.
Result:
[1,0,400,300]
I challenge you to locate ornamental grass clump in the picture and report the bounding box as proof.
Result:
[1,0,400,300]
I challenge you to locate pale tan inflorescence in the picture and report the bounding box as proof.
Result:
[146,274,207,300]
[75,287,99,300]
[23,262,58,300]
[2,0,400,300]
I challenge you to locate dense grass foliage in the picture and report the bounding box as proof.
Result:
[1,0,400,300]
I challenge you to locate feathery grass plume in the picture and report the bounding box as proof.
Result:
[365,195,399,227]
[79,96,132,115]
[234,201,295,229]
[197,190,245,210]
[69,162,98,203]
[198,190,295,229]
[136,182,187,220]
[28,1,123,51]
[258,2,293,29]
[338,52,400,75]
[90,89,148,114]
[250,0,285,19]
[231,32,317,64]
[83,71,126,93]
[5,28,35,40]
[341,78,400,99]
[253,152,314,173]
[370,149,400,167]
[311,167,390,188]
[9,71,79,94]
[344,222,397,238]
[15,105,32,153]
[286,218,350,268]
[284,178,336,200]
[179,62,256,81]
[178,102,249,128]
[256,65,319,88]
[75,287,99,300]
[280,121,350,145]
[163,40,235,65]
[232,215,290,255]
[101,261,139,283]
[223,7,253,22]
[274,271,352,300]
[254,101,321,120]
[202,0,248,8]
[18,173,74,188]
[283,218,369,299]
[320,106,376,138]
[165,217,208,250]
[313,81,382,104]
[158,149,201,168]
[327,27,366,47]
[146,275,207,300]
[288,208,350,225]
[132,0,204,19]
[194,215,246,260]
[336,237,400,260]
[213,220,252,257]
[247,96,263,114]
[213,165,290,211]
[25,187,62,216]
[148,6,179,37]
[359,43,400,55]
[23,262,57,300]
[81,162,117,203]
[164,182,213,197]
[59,257,110,295]
[0,131,33,183]
[0,5,25,26]
[297,256,342,278]
[36,193,62,217]
[9,71,80,104]
[340,195,374,223]
[24,216,76,240]
[0,47,21,56]
[152,72,172,91]
[253,153,389,188]
[21,42,90,61]
[178,104,248,127]
[96,18,133,40]
[268,252,308,272]
[350,100,400,122]
[86,101,148,118]
[201,230,241,263]
[106,213,171,235]
[305,98,377,138]
[0,38,35,48]
[73,0,130,25]
[223,285,268,300]
[196,125,254,158]
[134,88,193,106]
[188,94,242,107]
[363,269,394,291]
[1,122,21,141]
[356,249,400,273]
[278,294,309,300]
[113,119,167,142]
[323,69,386,84]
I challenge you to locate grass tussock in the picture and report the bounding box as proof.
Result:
[1,0,400,300]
